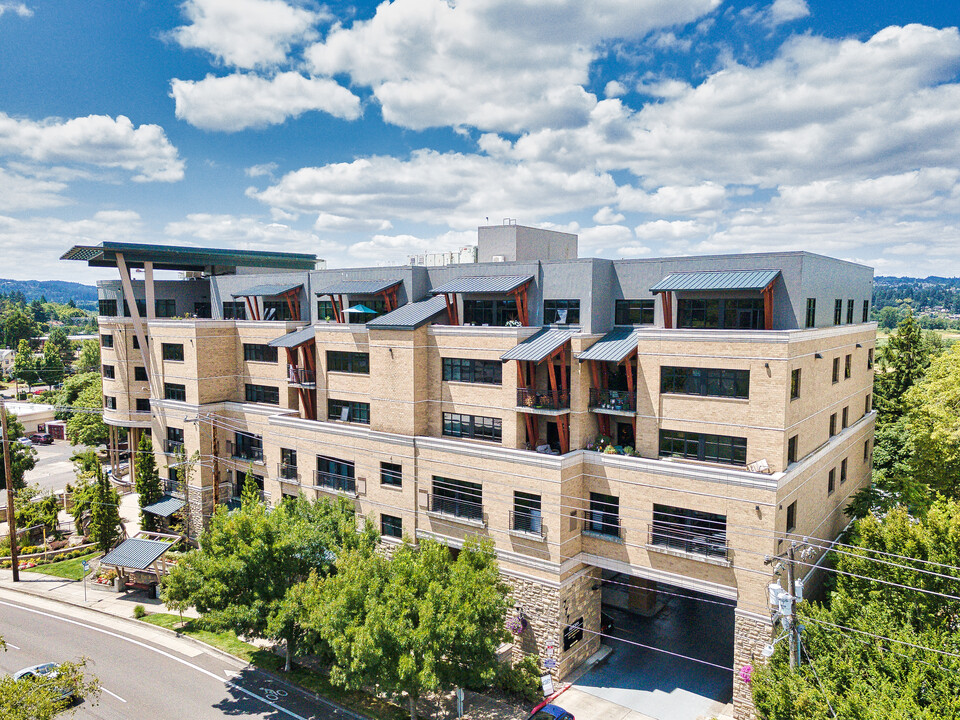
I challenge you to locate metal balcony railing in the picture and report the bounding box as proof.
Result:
[228,441,264,463]
[287,366,316,386]
[314,470,356,495]
[589,388,636,412]
[278,463,300,482]
[509,509,544,536]
[164,439,184,455]
[162,479,184,498]
[517,388,570,410]
[648,523,729,560]
[429,493,484,522]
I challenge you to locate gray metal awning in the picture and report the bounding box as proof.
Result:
[141,495,185,518]
[100,538,172,570]
[315,279,401,295]
[650,270,781,293]
[268,325,316,348]
[366,296,447,330]
[430,275,533,295]
[578,328,639,363]
[231,283,303,298]
[501,328,577,363]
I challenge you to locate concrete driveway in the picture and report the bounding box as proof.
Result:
[23,440,84,494]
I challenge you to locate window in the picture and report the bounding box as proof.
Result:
[864,440,871,461]
[194,302,212,318]
[462,298,517,326]
[316,456,355,493]
[790,369,801,400]
[134,366,147,381]
[788,435,798,465]
[842,406,849,429]
[133,335,146,350]
[676,298,764,329]
[588,492,620,538]
[442,358,502,384]
[98,299,118,316]
[846,299,854,325]
[162,343,184,361]
[829,413,837,437]
[233,432,263,462]
[844,354,852,379]
[865,394,872,414]
[328,399,370,424]
[805,298,816,328]
[104,395,117,410]
[615,299,655,325]
[651,504,727,559]
[102,364,115,379]
[164,383,186,401]
[442,412,502,442]
[513,491,542,534]
[123,299,147,317]
[317,300,335,320]
[677,299,719,328]
[166,427,184,454]
[155,299,177,318]
[245,384,280,405]
[244,344,279,363]
[867,348,874,370]
[832,357,840,383]
[262,300,297,321]
[834,299,843,325]
[381,514,403,538]
[432,477,483,520]
[786,501,797,533]
[659,430,747,465]
[101,334,114,348]
[280,448,298,480]
[840,457,848,484]
[660,367,750,399]
[380,461,402,487]
[223,301,246,320]
[136,398,151,412]
[862,300,869,323]
[544,299,580,325]
[327,351,370,374]
[828,468,836,495]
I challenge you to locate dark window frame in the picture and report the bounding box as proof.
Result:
[164,383,186,402]
[381,514,403,538]
[788,435,798,464]
[832,357,840,383]
[442,412,502,442]
[790,368,801,400]
[100,334,114,348]
[805,298,816,328]
[98,299,118,317]
[223,301,247,320]
[155,299,177,318]
[432,476,483,521]
[327,399,370,424]
[513,491,543,534]
[786,501,797,533]
[135,398,151,412]
[104,395,117,410]
[316,456,356,493]
[659,429,747,466]
[442,358,502,385]
[134,366,147,381]
[846,299,854,325]
[651,504,727,559]
[327,351,370,374]
[588,492,620,537]
[615,299,655,326]
[543,299,580,325]
[844,354,852,380]
[840,457,848,484]
[243,344,279,363]
[828,468,836,495]
[834,299,843,325]
[380,461,403,487]
[162,343,184,361]
[660,366,750,399]
[862,300,869,323]
[245,383,280,405]
[829,413,837,437]
[102,364,115,379]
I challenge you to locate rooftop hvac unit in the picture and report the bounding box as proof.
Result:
[492,255,505,262]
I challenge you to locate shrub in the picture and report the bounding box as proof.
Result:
[493,655,543,704]
[133,604,147,619]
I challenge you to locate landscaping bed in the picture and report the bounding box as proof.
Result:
[21,551,100,580]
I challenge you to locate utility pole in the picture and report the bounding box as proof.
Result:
[1,397,20,582]
[211,420,219,509]
[786,542,798,670]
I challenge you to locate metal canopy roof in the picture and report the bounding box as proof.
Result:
[315,279,401,295]
[366,296,447,330]
[501,328,577,363]
[268,325,317,348]
[430,275,533,295]
[60,241,318,272]
[650,269,781,292]
[231,283,303,298]
[141,495,185,518]
[578,328,640,363]
[100,538,172,570]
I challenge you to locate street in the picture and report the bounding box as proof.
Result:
[1,440,80,514]
[0,590,360,720]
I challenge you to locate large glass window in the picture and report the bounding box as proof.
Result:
[280,448,298,480]
[442,358,502,384]
[164,383,186,401]
[588,492,620,538]
[162,343,184,361]
[245,384,279,405]
[136,398,151,412]
[104,396,117,410]
[381,514,403,538]
[261,300,294,321]
[513,491,542,534]
[615,299,655,325]
[543,299,580,325]
[846,299,854,325]
[834,299,843,325]
[134,366,147,381]
[100,333,114,348]
[102,364,115,379]
[223,301,247,320]
[432,477,483,520]
[123,299,147,317]
[316,456,355,493]
[660,366,749,399]
[194,302,212,318]
[165,427,184,454]
[676,299,720,328]
[244,344,279,363]
[328,399,370,424]
[98,299,118,316]
[442,412,502,442]
[805,298,816,328]
[862,300,870,323]
[233,432,263,462]
[327,351,370,374]
[651,504,727,559]
[155,299,177,318]
[462,298,518,326]
[380,461,402,487]
[317,300,335,321]
[659,430,747,465]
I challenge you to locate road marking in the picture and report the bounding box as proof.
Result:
[0,600,310,720]
[101,686,127,703]
[5,642,21,650]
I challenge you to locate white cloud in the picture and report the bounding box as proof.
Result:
[0,2,31,18]
[649,31,692,51]
[767,0,810,27]
[577,224,634,254]
[604,81,627,98]
[775,169,960,213]
[305,0,721,132]
[0,167,69,211]
[348,229,475,262]
[617,182,726,214]
[593,206,625,224]
[164,213,343,255]
[245,162,278,178]
[0,113,183,181]
[171,0,322,69]
[314,213,393,232]
[170,72,361,131]
[634,219,711,240]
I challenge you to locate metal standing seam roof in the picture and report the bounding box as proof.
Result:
[100,538,173,570]
[429,275,533,295]
[231,283,303,298]
[60,241,318,271]
[141,495,186,518]
[315,279,402,295]
[650,269,781,292]
[577,328,640,363]
[366,295,448,329]
[500,328,578,363]
[268,325,317,348]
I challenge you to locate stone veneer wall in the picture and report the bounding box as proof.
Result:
[185,485,212,538]
[733,612,772,720]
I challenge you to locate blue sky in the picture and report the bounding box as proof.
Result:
[1,0,958,283]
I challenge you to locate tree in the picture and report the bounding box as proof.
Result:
[0,658,101,720]
[311,536,511,720]
[874,312,929,422]
[30,298,47,323]
[2,307,38,349]
[75,339,100,374]
[65,376,109,447]
[53,372,100,419]
[0,411,37,492]
[14,484,60,537]
[87,462,121,551]
[39,341,65,386]
[46,326,73,366]
[135,433,163,531]
[11,339,38,386]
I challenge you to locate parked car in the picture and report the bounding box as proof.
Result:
[528,703,575,720]
[16,436,32,446]
[13,662,75,704]
[29,432,54,445]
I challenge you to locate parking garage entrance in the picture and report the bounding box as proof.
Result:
[573,571,735,720]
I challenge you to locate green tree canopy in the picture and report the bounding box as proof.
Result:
[874,312,929,421]
[0,658,101,720]
[11,339,38,386]
[75,339,100,374]
[135,433,163,531]
[65,376,108,447]
[14,484,60,537]
[53,372,100,419]
[45,326,73,366]
[2,307,38,349]
[0,410,37,492]
[39,341,65,386]
[87,462,121,551]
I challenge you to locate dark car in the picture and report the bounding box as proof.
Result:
[30,432,54,445]
[528,703,575,720]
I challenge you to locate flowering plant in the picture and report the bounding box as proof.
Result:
[507,610,528,636]
[739,665,753,684]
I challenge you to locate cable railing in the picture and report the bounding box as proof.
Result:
[509,509,544,537]
[428,493,484,522]
[163,439,184,455]
[314,470,356,495]
[648,523,729,560]
[278,463,300,482]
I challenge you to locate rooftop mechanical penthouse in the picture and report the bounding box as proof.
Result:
[64,225,876,720]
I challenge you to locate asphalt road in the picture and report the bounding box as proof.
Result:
[0,591,362,720]
[24,440,81,495]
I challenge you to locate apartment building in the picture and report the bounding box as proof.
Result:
[63,228,876,720]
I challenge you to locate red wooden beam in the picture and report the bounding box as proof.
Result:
[658,291,672,329]
[762,282,775,330]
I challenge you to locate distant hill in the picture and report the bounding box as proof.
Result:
[874,276,960,314]
[0,278,98,305]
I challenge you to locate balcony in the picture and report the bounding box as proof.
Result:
[509,510,544,538]
[287,366,316,387]
[314,470,356,495]
[164,439,184,455]
[162,479,184,498]
[647,523,729,562]
[228,441,264,464]
[583,517,623,542]
[278,463,300,483]
[426,493,485,525]
[589,388,636,413]
[517,388,570,412]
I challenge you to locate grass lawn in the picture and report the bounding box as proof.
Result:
[140,613,407,720]
[23,551,100,581]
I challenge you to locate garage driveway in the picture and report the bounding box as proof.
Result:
[571,594,735,720]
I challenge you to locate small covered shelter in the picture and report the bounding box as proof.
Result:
[315,279,402,323]
[579,328,641,440]
[650,270,781,330]
[140,495,186,531]
[231,282,304,321]
[99,534,180,587]
[269,325,319,420]
[430,275,533,326]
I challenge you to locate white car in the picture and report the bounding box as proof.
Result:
[16,436,33,446]
[13,662,76,704]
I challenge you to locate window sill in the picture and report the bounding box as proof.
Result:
[660,393,750,403]
[443,380,502,388]
[508,528,545,541]
[380,482,404,491]
[582,529,623,544]
[425,510,486,528]
[327,371,370,377]
[646,543,731,567]
[310,485,358,499]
